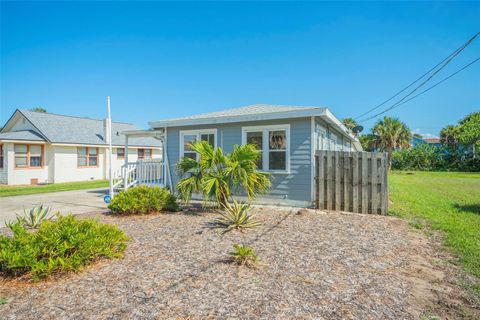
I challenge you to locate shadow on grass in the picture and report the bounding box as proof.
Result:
[453,203,480,215]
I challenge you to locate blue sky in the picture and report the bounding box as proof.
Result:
[1,1,479,136]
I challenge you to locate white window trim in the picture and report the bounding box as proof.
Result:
[241,124,290,174]
[179,129,217,161]
[315,128,327,151]
[329,132,338,151]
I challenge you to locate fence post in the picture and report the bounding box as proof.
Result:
[371,153,378,214]
[343,151,350,212]
[326,151,333,210]
[352,152,359,213]
[381,152,388,215]
[361,152,368,214]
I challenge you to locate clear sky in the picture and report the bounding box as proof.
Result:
[1,1,479,136]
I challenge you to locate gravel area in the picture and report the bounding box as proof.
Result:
[0,206,477,319]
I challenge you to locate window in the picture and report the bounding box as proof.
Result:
[14,144,43,168]
[315,129,326,151]
[117,148,125,159]
[246,131,263,168]
[329,133,337,151]
[29,145,42,167]
[242,125,289,173]
[0,144,3,169]
[138,148,152,160]
[77,147,99,167]
[180,129,217,160]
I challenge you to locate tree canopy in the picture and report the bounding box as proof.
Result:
[30,107,47,113]
[341,118,359,132]
[440,125,460,149]
[458,112,480,150]
[371,116,411,153]
[440,111,480,153]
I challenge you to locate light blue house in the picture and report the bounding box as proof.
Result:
[121,104,362,207]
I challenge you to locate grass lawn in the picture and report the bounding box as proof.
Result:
[0,180,109,197]
[389,171,480,284]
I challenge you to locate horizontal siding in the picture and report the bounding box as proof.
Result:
[315,117,354,151]
[166,117,313,204]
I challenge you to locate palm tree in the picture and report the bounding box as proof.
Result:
[342,118,358,132]
[372,116,412,168]
[440,125,460,149]
[359,134,378,152]
[176,141,271,208]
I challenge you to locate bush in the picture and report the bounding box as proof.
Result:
[214,200,261,234]
[0,215,128,280]
[108,186,179,215]
[392,144,480,172]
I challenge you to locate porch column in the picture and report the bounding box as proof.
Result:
[162,137,166,188]
[124,135,129,190]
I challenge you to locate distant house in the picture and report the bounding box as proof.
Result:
[122,104,362,207]
[423,137,442,148]
[0,109,161,185]
[411,136,442,148]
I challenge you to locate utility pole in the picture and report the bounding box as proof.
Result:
[107,96,114,199]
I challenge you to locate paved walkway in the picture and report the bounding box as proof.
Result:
[0,188,109,227]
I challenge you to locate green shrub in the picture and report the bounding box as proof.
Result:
[214,200,261,233]
[14,205,54,229]
[108,186,179,215]
[0,215,128,280]
[392,144,480,172]
[229,244,259,268]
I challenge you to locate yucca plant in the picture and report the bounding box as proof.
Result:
[229,244,259,268]
[214,200,261,233]
[15,205,54,229]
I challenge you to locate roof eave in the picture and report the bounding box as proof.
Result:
[148,108,327,129]
[121,129,165,139]
[0,139,46,144]
[319,109,362,151]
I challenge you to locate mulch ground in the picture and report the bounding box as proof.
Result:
[0,206,478,320]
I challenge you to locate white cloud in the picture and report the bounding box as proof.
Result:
[411,129,438,139]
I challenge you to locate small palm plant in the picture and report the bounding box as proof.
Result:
[229,244,259,268]
[176,141,271,208]
[15,205,54,228]
[214,200,261,233]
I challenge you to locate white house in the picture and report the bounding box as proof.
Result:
[0,109,162,185]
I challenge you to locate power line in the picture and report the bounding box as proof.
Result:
[359,56,480,122]
[393,57,480,106]
[355,31,480,120]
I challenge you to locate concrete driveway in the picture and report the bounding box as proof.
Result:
[0,188,109,227]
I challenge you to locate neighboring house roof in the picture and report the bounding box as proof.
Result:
[423,138,441,144]
[147,104,362,150]
[0,109,161,147]
[0,130,46,142]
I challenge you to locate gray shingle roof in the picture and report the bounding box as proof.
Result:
[153,104,324,123]
[0,130,46,141]
[1,110,161,147]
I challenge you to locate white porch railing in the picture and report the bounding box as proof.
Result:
[112,159,166,191]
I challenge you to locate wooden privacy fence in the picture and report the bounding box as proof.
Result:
[315,151,388,215]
